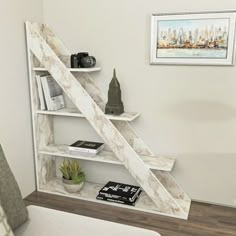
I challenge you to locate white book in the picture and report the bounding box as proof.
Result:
[68,147,99,154]
[68,150,98,157]
[36,75,46,110]
[40,75,65,111]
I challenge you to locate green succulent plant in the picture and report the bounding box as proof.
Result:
[59,159,86,184]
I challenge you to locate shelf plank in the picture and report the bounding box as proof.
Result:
[36,108,141,122]
[39,177,188,219]
[39,145,175,172]
[33,67,101,72]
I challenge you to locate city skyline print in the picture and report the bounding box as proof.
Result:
[150,11,236,65]
[157,18,229,58]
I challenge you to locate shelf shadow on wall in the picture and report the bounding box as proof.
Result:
[164,100,236,122]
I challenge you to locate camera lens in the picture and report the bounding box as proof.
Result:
[80,56,96,68]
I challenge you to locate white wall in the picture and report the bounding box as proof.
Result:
[43,0,236,207]
[0,0,43,197]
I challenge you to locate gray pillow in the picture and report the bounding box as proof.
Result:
[0,144,28,230]
[0,204,14,236]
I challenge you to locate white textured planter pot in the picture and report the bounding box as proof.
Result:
[62,178,84,193]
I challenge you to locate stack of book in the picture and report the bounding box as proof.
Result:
[96,181,142,206]
[68,140,104,156]
[36,74,65,111]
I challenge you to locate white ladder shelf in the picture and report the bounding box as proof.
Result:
[25,22,191,219]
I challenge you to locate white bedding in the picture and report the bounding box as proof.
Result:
[14,205,160,236]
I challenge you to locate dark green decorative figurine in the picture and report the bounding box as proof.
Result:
[105,69,124,115]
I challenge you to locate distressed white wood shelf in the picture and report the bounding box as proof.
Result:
[33,67,101,72]
[26,21,191,220]
[39,144,175,171]
[36,108,141,122]
[39,177,191,219]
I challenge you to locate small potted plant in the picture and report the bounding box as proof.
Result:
[59,159,86,193]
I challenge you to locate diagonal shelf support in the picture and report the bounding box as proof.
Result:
[26,22,190,219]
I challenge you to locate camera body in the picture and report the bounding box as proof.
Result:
[71,52,96,68]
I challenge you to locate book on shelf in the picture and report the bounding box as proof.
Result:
[68,140,104,154]
[40,75,65,111]
[98,181,142,202]
[36,75,46,110]
[96,189,142,206]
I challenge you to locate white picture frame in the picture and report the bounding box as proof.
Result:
[150,10,236,65]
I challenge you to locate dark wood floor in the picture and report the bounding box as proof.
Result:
[25,191,236,236]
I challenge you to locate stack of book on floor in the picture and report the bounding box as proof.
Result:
[96,181,142,206]
[68,140,104,156]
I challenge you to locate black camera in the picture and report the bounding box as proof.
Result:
[71,52,96,68]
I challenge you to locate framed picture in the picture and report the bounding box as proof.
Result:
[150,11,236,65]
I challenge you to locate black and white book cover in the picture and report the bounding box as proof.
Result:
[40,75,65,111]
[100,188,142,202]
[99,181,142,202]
[96,190,142,206]
[68,140,104,154]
